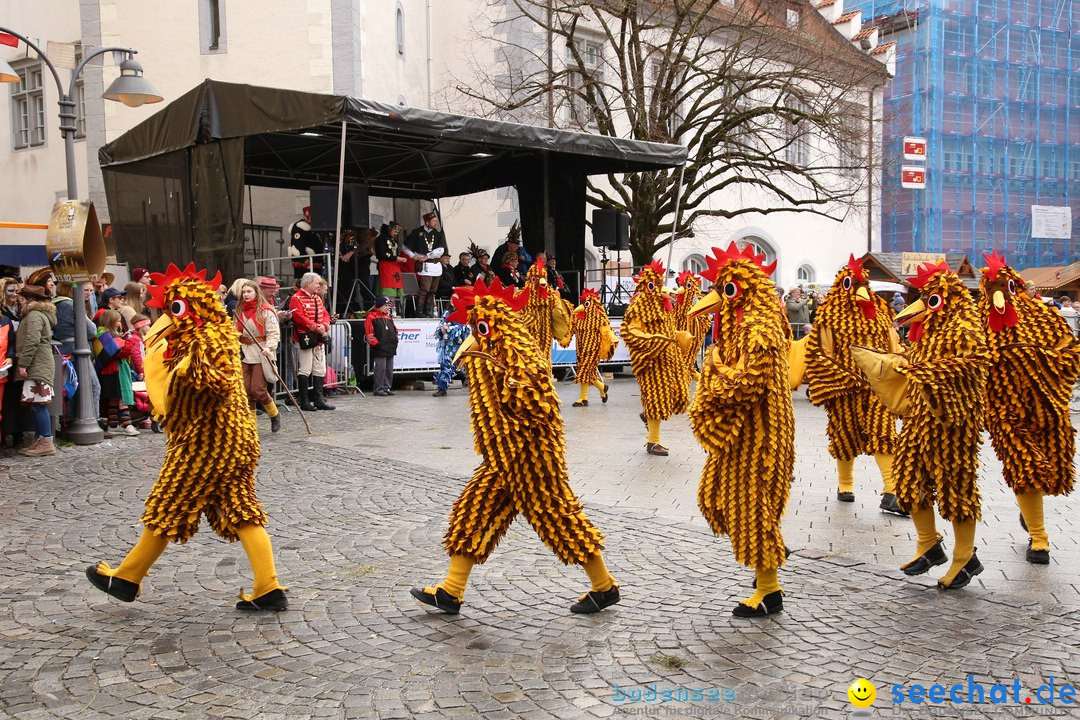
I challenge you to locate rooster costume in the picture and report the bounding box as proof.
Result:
[411,278,619,615]
[85,263,287,611]
[673,271,710,385]
[686,244,794,616]
[978,252,1080,564]
[518,258,572,369]
[806,255,905,514]
[869,261,990,590]
[621,261,691,456]
[566,289,616,407]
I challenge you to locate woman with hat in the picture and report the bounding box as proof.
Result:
[376,222,407,307]
[14,283,58,456]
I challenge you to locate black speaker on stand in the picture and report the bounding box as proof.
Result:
[310,185,370,231]
[593,209,630,312]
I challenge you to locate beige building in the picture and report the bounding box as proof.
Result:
[2,0,889,293]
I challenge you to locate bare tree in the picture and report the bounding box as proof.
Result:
[450,0,889,265]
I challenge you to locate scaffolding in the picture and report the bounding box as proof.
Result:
[847,0,1077,269]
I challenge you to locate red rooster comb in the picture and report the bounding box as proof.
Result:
[580,288,601,303]
[633,260,666,283]
[847,254,867,282]
[676,270,699,286]
[982,251,1008,281]
[907,260,951,290]
[448,276,530,324]
[701,242,776,282]
[145,262,223,309]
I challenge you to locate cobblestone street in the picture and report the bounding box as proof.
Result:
[1,379,1078,719]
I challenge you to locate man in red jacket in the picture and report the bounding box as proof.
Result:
[288,272,335,411]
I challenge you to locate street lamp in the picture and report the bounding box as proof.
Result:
[0,27,162,445]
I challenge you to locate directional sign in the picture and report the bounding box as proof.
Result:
[903,136,927,161]
[901,166,926,190]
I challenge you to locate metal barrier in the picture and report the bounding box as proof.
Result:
[271,318,358,400]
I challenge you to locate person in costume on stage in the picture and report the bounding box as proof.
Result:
[978,251,1080,565]
[860,260,989,590]
[685,243,793,616]
[805,255,906,515]
[411,277,620,615]
[289,207,327,282]
[566,289,616,407]
[85,263,287,611]
[518,257,572,369]
[620,261,690,456]
[406,212,448,318]
[376,222,406,308]
[673,271,710,386]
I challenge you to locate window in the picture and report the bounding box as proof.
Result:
[682,254,707,274]
[649,60,684,140]
[786,9,800,29]
[10,61,45,149]
[735,236,776,265]
[396,3,405,56]
[797,264,815,283]
[199,0,226,53]
[783,98,809,166]
[74,48,86,139]
[567,37,605,127]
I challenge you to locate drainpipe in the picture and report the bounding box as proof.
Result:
[426,0,434,107]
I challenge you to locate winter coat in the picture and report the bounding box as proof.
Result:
[16,301,57,387]
[364,308,399,358]
[51,296,96,356]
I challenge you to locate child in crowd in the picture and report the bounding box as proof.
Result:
[364,295,399,396]
[94,309,138,438]
[129,313,152,428]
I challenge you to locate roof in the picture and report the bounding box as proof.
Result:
[851,26,877,41]
[860,252,981,290]
[833,11,860,23]
[99,80,688,199]
[1022,262,1080,290]
[815,0,839,6]
[870,41,897,56]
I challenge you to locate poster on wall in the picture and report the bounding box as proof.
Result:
[1031,205,1072,240]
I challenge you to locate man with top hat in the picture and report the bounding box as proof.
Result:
[289,207,327,282]
[405,211,448,317]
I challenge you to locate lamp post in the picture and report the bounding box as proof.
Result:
[0,28,162,445]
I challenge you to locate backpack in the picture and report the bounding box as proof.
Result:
[59,351,78,400]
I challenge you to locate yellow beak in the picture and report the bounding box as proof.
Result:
[894,298,925,326]
[453,334,479,365]
[144,313,175,353]
[992,290,1006,310]
[688,289,721,318]
[572,305,584,315]
[676,286,686,296]
[855,286,871,303]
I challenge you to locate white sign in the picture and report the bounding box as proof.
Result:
[900,166,926,190]
[903,136,927,161]
[1032,205,1072,240]
[900,252,944,276]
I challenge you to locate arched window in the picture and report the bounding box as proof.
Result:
[395,3,405,56]
[681,253,707,274]
[797,264,815,284]
[735,235,776,264]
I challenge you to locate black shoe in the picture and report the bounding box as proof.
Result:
[937,550,984,590]
[373,390,389,397]
[902,540,948,576]
[1019,512,1028,532]
[1026,539,1049,565]
[570,586,620,614]
[85,565,139,602]
[270,414,281,433]
[837,491,855,502]
[236,588,288,611]
[572,400,588,407]
[880,493,910,517]
[312,377,336,410]
[602,383,610,403]
[410,586,462,615]
[433,389,447,397]
[385,390,395,396]
[732,590,783,617]
[298,377,317,411]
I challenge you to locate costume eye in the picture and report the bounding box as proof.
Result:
[1008,279,1017,295]
[647,281,656,291]
[170,299,188,317]
[843,276,852,290]
[723,281,741,299]
[476,320,491,337]
[584,300,591,309]
[926,293,943,311]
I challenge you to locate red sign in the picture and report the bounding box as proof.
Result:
[903,136,927,161]
[901,166,926,189]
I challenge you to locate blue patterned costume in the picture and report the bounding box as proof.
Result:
[434,310,472,391]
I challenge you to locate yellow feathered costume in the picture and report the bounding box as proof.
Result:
[518,258,572,368]
[86,263,286,611]
[673,271,710,384]
[805,255,903,512]
[865,260,989,590]
[567,288,616,407]
[411,277,619,615]
[686,243,793,616]
[978,251,1080,564]
[621,261,690,455]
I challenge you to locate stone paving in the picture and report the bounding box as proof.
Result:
[0,378,1078,719]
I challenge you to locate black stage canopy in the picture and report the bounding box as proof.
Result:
[100,79,687,285]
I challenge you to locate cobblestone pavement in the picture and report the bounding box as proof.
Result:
[1,378,1078,719]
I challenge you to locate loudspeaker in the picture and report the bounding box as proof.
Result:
[592,209,629,250]
[309,185,370,231]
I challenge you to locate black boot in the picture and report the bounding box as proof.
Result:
[298,376,317,412]
[270,413,281,433]
[312,376,336,410]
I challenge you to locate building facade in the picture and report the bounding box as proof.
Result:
[845,0,1078,269]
